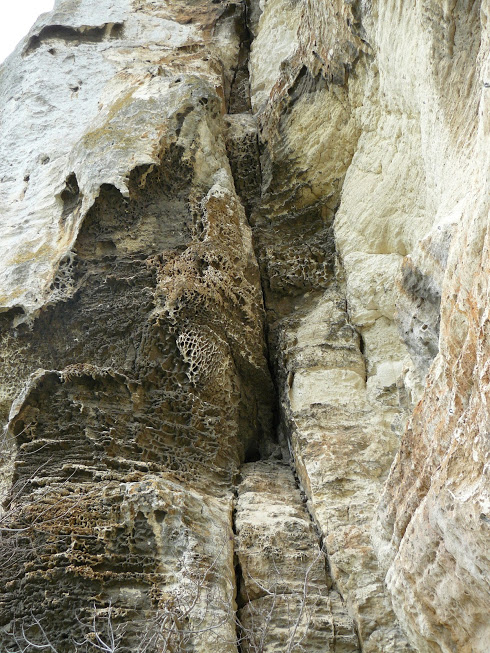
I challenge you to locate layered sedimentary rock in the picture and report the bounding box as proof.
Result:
[0,1,489,652]
[235,462,359,652]
[0,1,275,649]
[247,2,490,652]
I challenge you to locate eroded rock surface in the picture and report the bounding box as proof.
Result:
[0,2,274,649]
[235,462,359,652]
[0,1,489,652]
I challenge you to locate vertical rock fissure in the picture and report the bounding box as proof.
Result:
[289,458,337,590]
[288,437,364,653]
[227,0,253,114]
[225,0,281,462]
[290,447,361,652]
[231,485,245,653]
[226,5,362,650]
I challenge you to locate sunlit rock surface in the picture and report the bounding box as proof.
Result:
[235,462,359,652]
[0,1,488,652]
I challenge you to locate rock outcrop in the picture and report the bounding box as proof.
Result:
[0,1,488,652]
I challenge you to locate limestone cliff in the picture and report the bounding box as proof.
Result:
[0,1,488,652]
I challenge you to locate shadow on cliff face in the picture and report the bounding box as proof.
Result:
[24,23,125,56]
[0,137,274,648]
[74,146,193,260]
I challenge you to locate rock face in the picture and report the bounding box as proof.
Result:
[0,1,488,652]
[235,462,360,652]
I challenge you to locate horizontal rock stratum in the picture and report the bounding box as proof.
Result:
[0,1,488,652]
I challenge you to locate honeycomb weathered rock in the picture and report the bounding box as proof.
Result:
[0,1,489,652]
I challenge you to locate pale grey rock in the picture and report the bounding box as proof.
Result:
[249,1,490,650]
[0,0,233,313]
[235,462,359,652]
[267,287,413,652]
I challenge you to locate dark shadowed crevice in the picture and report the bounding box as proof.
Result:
[231,484,246,653]
[397,257,442,378]
[60,172,81,221]
[227,1,253,114]
[24,23,124,55]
